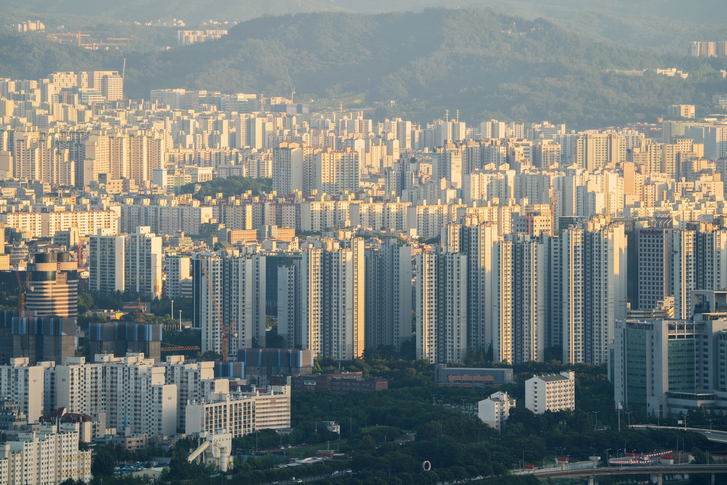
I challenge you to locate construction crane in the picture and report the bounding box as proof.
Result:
[14,271,31,314]
[199,258,237,361]
[122,298,146,323]
[284,66,295,104]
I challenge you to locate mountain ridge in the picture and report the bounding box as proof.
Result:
[0,8,724,128]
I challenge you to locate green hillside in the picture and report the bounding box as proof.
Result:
[0,8,726,128]
[4,0,727,54]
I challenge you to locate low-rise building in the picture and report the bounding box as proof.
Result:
[433,364,513,387]
[477,391,516,433]
[279,370,388,394]
[185,385,290,438]
[525,371,575,414]
[236,348,313,386]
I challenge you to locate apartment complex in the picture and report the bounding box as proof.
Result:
[0,425,92,485]
[89,226,163,298]
[185,385,290,438]
[192,251,267,355]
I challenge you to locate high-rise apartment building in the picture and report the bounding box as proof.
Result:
[635,225,673,311]
[0,358,45,422]
[89,229,125,293]
[313,147,359,195]
[277,240,365,360]
[364,239,413,352]
[272,142,303,195]
[460,221,499,352]
[193,252,267,355]
[166,255,191,299]
[416,249,468,364]
[510,234,547,363]
[161,356,215,433]
[561,219,627,364]
[431,143,464,188]
[124,226,163,298]
[101,73,123,101]
[0,425,92,485]
[55,354,177,437]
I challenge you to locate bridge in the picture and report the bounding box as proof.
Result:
[520,464,727,485]
[631,425,727,444]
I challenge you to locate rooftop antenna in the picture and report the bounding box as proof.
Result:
[284,66,295,104]
[456,110,460,123]
[445,110,449,123]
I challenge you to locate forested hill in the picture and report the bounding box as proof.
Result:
[1,8,726,127]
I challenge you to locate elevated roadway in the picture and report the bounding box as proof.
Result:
[631,425,727,444]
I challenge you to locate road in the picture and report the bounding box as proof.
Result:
[631,425,727,444]
[525,464,727,479]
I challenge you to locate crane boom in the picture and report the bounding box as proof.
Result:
[284,66,295,104]
[14,271,31,314]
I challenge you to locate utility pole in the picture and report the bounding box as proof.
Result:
[593,411,599,431]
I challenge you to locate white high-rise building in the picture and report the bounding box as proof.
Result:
[491,239,513,364]
[672,224,727,320]
[193,252,267,355]
[125,226,163,298]
[272,142,303,195]
[364,239,413,352]
[55,354,177,438]
[314,147,359,195]
[673,229,697,320]
[166,255,191,299]
[561,219,627,365]
[161,356,215,433]
[0,358,45,422]
[431,144,463,188]
[636,226,672,311]
[461,221,499,353]
[89,229,125,293]
[0,425,92,485]
[277,241,366,360]
[416,249,468,364]
[510,234,547,363]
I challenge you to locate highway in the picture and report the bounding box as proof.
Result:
[526,464,727,479]
[631,425,727,444]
